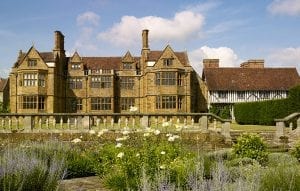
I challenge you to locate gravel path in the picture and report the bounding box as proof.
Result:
[58,176,110,191]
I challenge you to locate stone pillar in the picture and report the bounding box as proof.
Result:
[23,116,34,132]
[141,115,149,128]
[297,117,300,129]
[200,116,208,131]
[221,121,231,144]
[275,121,285,140]
[82,116,90,130]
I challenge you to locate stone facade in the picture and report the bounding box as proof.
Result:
[10,30,204,114]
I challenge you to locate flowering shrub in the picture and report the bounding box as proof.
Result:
[91,130,194,190]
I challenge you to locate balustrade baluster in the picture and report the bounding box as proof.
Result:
[74,118,78,129]
[46,118,49,129]
[118,118,121,129]
[125,118,128,128]
[39,118,42,130]
[67,118,70,129]
[191,118,194,128]
[8,118,12,130]
[53,118,56,128]
[110,118,113,128]
[60,117,63,129]
[103,118,107,128]
[132,118,135,128]
[96,118,100,128]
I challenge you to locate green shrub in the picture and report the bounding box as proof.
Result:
[232,134,268,164]
[234,85,300,125]
[209,105,231,119]
[290,141,300,160]
[65,148,96,178]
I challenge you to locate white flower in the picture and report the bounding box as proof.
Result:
[145,127,154,133]
[71,138,82,143]
[160,165,166,169]
[129,106,138,112]
[160,151,166,155]
[122,130,130,135]
[89,130,96,135]
[166,133,172,137]
[97,131,104,137]
[154,130,160,135]
[168,136,175,142]
[162,122,169,127]
[117,152,124,158]
[143,132,150,137]
[136,153,140,157]
[80,135,83,139]
[175,125,182,131]
[116,143,122,148]
[173,135,180,139]
[116,136,129,142]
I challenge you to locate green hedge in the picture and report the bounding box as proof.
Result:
[234,85,300,125]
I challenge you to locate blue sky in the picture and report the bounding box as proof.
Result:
[0,0,300,77]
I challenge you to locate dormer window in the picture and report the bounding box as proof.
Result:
[163,58,173,67]
[123,62,133,69]
[28,59,37,67]
[71,63,81,69]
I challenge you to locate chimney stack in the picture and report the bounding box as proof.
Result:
[240,59,264,68]
[142,29,149,50]
[54,31,64,51]
[203,59,219,68]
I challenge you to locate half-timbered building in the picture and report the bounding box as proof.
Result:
[202,59,300,118]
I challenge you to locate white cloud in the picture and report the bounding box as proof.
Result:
[268,0,300,16]
[98,10,204,47]
[188,46,240,75]
[185,1,221,14]
[266,47,300,72]
[77,11,100,26]
[73,12,101,55]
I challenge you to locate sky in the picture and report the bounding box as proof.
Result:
[0,0,300,77]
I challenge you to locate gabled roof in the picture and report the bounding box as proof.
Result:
[147,50,189,66]
[39,52,55,62]
[13,47,54,67]
[0,78,8,92]
[203,67,300,91]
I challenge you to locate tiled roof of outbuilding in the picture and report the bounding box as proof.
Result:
[203,67,300,91]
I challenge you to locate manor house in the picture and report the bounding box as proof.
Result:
[9,30,204,114]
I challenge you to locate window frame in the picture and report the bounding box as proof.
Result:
[91,97,111,110]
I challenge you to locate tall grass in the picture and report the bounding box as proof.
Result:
[0,142,66,191]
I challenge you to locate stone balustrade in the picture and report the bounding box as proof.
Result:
[0,113,231,141]
[274,112,300,142]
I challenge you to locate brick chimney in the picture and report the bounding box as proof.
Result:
[240,59,264,68]
[203,59,219,68]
